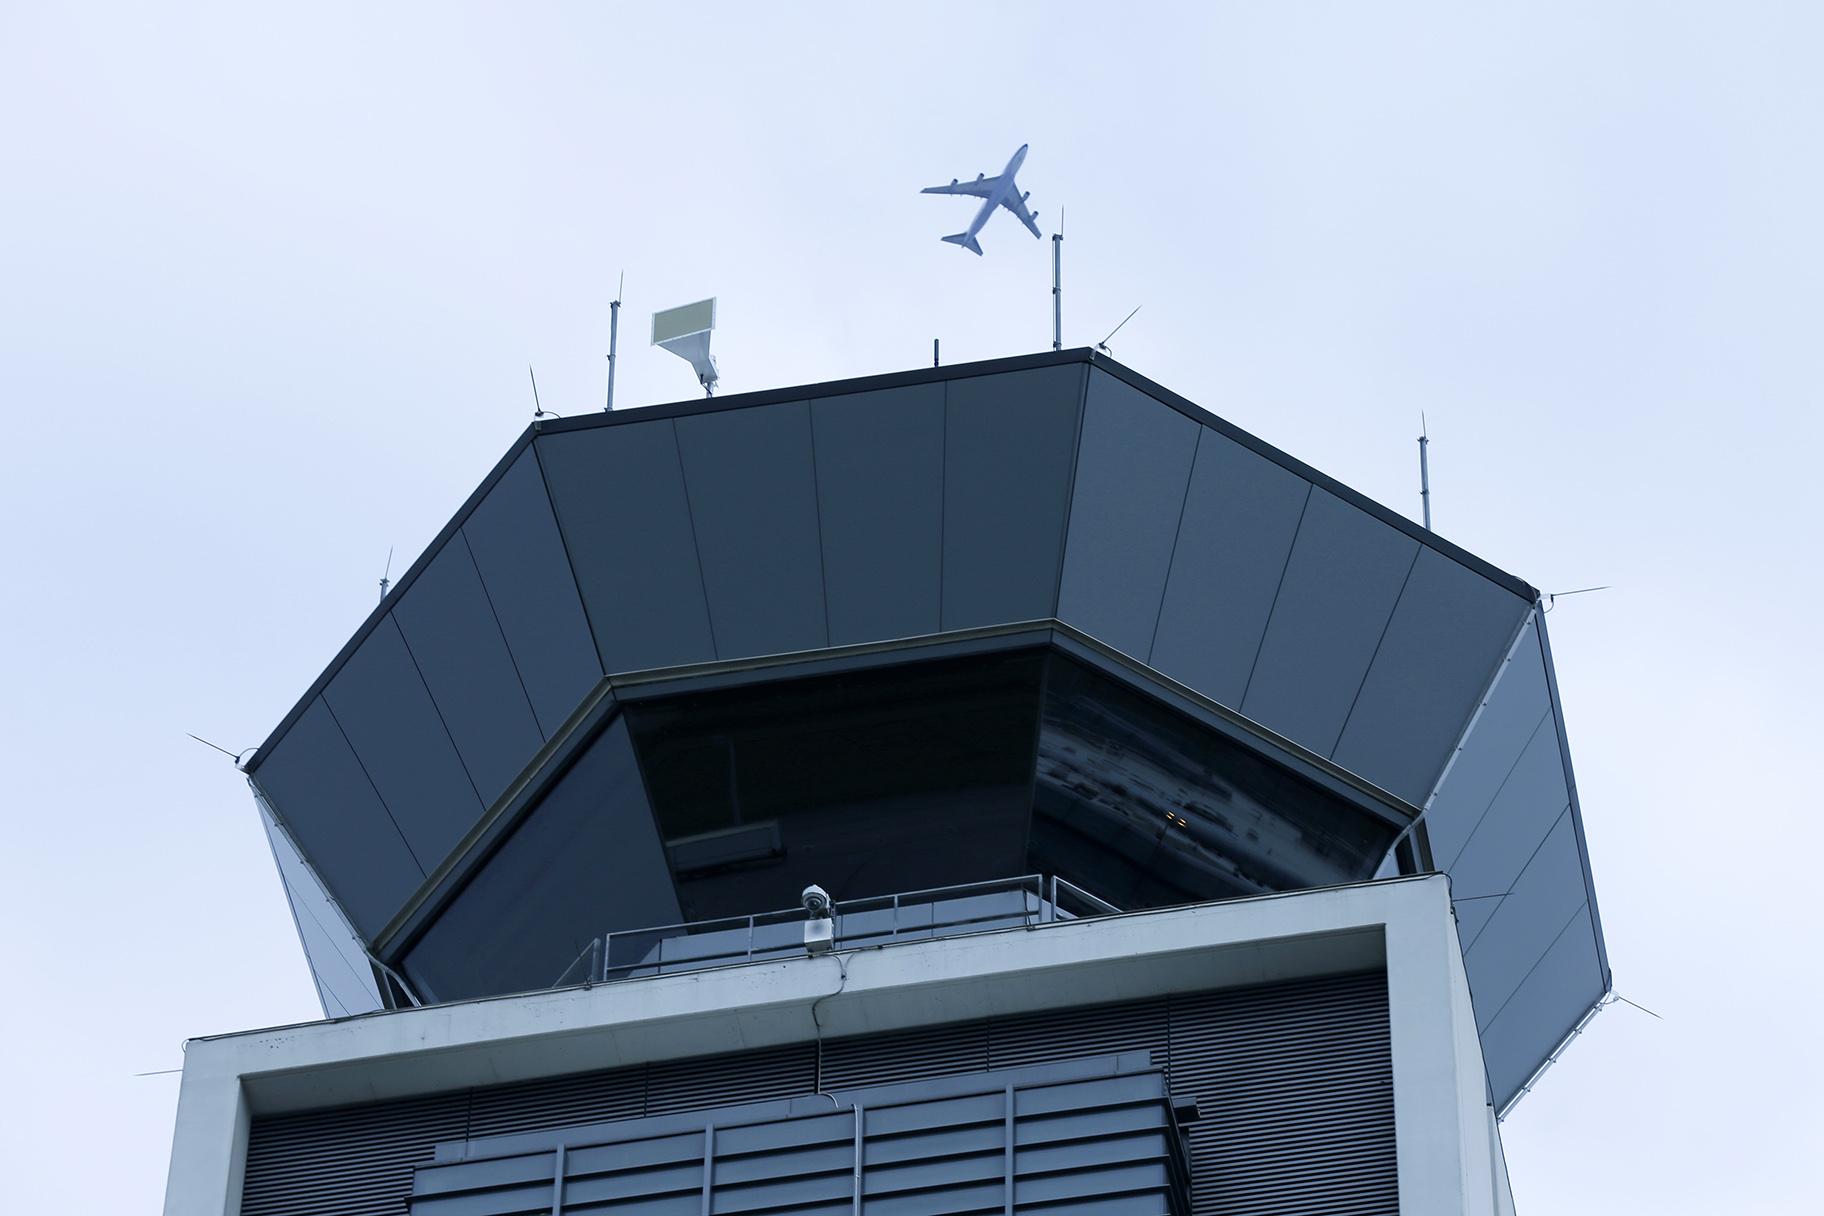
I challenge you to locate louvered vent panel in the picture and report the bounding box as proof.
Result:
[819,1019,990,1089]
[242,972,1393,1215]
[991,996,1169,1069]
[644,1040,815,1114]
[1170,973,1395,1216]
[242,1093,468,1216]
[465,1066,644,1139]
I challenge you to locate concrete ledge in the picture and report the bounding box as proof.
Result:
[167,875,1504,1216]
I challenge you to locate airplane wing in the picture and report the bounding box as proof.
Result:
[922,175,1000,199]
[999,190,1043,238]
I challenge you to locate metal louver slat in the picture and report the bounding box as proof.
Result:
[410,1055,1190,1216]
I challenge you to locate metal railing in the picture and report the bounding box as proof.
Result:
[554,874,1120,989]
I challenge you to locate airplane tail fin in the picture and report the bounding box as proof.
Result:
[942,232,984,256]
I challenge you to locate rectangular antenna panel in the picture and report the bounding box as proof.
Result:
[652,298,716,345]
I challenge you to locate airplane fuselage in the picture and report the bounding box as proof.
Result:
[961,144,1028,244]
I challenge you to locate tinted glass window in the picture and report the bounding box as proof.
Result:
[402,716,678,1003]
[623,652,1044,921]
[1030,656,1400,909]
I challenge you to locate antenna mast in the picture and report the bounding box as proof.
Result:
[1051,210,1063,351]
[605,272,623,412]
[1418,415,1432,530]
[1097,305,1141,355]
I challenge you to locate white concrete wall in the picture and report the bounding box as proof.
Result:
[163,875,1512,1215]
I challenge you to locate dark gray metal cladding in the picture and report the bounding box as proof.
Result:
[808,384,945,644]
[459,445,603,737]
[241,349,1606,1109]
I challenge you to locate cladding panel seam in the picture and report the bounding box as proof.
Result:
[458,531,550,743]
[259,823,357,1019]
[386,615,491,818]
[281,878,374,1013]
[1470,898,1590,1036]
[802,402,836,650]
[1418,611,1539,816]
[315,698,430,876]
[1436,711,1553,873]
[1144,428,1204,667]
[937,385,947,625]
[529,437,611,677]
[1326,548,1422,763]
[1048,365,1093,619]
[666,416,724,659]
[1236,485,1314,710]
[1456,802,1572,954]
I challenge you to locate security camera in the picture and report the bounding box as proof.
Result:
[801,884,833,918]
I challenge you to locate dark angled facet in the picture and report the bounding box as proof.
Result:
[1478,905,1605,1102]
[621,651,1041,923]
[535,420,716,672]
[1057,368,1200,661]
[1422,617,1554,869]
[401,716,677,1003]
[1149,432,1311,706]
[1331,547,1529,804]
[323,617,482,870]
[251,698,423,939]
[1447,722,1571,907]
[675,400,827,658]
[460,446,602,737]
[257,797,383,1017]
[391,537,544,807]
[809,384,944,645]
[1463,812,1587,1023]
[1030,655,1401,910]
[1241,488,1421,757]
[940,365,1083,630]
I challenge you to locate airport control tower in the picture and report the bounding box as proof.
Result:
[165,349,1608,1215]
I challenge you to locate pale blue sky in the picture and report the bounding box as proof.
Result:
[2,3,1819,1210]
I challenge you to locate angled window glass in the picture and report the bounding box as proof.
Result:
[401,715,677,1003]
[1031,655,1402,909]
[623,652,1044,922]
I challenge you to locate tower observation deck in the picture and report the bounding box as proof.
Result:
[194,348,1607,1216]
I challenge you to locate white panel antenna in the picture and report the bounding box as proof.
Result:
[652,298,719,396]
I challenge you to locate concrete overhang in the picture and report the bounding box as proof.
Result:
[166,875,1509,1216]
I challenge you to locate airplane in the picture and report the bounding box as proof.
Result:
[921,143,1042,255]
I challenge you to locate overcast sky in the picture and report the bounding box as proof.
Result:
[3,3,1820,1211]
